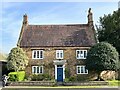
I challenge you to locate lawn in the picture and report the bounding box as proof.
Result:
[107,80,120,86]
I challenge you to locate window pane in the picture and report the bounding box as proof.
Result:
[78,67,80,73]
[37,51,39,58]
[40,67,43,73]
[84,51,87,58]
[85,68,88,73]
[57,52,59,58]
[33,67,36,73]
[81,66,84,73]
[77,51,79,58]
[57,65,63,67]
[37,66,39,73]
[40,51,43,58]
[60,52,63,58]
[80,51,83,54]
[34,51,36,58]
[80,51,84,58]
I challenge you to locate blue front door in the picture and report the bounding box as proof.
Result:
[57,68,63,82]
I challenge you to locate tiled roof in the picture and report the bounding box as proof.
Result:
[19,24,96,47]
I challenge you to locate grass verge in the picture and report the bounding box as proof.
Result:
[107,80,120,86]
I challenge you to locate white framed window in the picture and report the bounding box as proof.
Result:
[56,50,64,59]
[32,66,43,74]
[76,50,87,59]
[77,66,88,74]
[32,50,44,59]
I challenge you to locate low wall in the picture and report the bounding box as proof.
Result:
[7,81,55,86]
[63,81,108,86]
[7,81,108,86]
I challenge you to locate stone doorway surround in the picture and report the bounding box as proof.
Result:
[53,60,66,82]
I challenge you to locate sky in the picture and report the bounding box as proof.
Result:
[0,1,119,54]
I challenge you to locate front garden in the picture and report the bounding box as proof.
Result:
[5,43,120,86]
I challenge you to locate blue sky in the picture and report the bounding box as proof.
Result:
[1,2,119,54]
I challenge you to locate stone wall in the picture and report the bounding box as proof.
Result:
[8,81,55,86]
[22,46,98,80]
[7,81,108,86]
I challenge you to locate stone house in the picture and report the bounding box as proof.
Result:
[17,8,97,82]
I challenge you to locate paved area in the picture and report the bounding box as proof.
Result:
[1,86,119,90]
[1,88,119,90]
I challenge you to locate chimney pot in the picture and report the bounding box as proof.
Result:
[88,8,93,26]
[23,14,28,25]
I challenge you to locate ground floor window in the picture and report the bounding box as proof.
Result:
[32,66,43,74]
[77,65,88,74]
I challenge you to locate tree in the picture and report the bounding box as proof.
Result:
[85,42,119,80]
[97,9,120,55]
[7,47,28,72]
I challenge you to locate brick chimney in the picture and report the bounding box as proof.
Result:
[87,8,93,26]
[23,14,28,25]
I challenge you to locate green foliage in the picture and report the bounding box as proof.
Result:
[8,71,25,81]
[97,9,120,55]
[8,73,18,81]
[77,75,88,81]
[69,76,77,82]
[65,75,88,82]
[86,42,119,72]
[65,68,70,78]
[108,80,120,86]
[7,47,28,71]
[31,74,52,81]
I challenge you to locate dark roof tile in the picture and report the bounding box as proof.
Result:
[20,24,96,47]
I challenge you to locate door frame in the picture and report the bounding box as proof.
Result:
[55,64,65,82]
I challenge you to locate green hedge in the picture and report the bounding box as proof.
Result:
[8,71,25,81]
[31,74,52,81]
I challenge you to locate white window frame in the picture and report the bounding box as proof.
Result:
[56,50,64,59]
[32,66,43,74]
[76,50,87,59]
[77,66,88,74]
[32,50,44,59]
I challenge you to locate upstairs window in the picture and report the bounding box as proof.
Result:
[77,66,88,74]
[76,50,87,59]
[56,50,64,59]
[32,66,43,74]
[32,50,44,59]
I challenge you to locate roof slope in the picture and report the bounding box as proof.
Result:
[19,24,96,47]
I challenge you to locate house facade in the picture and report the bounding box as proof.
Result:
[17,8,97,82]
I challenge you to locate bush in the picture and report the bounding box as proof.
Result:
[43,74,52,80]
[17,71,25,81]
[8,71,25,81]
[31,74,52,81]
[8,73,18,81]
[65,68,70,78]
[69,76,77,82]
[77,75,88,81]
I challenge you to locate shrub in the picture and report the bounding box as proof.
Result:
[65,68,70,78]
[8,73,18,81]
[31,74,52,81]
[31,74,40,81]
[43,74,52,80]
[77,75,88,81]
[8,71,25,81]
[17,71,25,81]
[69,76,77,82]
